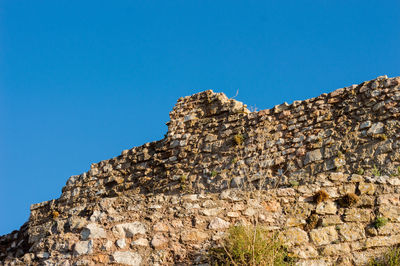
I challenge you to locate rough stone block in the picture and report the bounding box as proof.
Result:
[74,240,93,256]
[321,243,350,256]
[181,230,209,242]
[338,223,365,241]
[290,244,319,259]
[358,182,375,195]
[281,228,309,246]
[112,222,146,238]
[208,217,230,230]
[81,223,107,240]
[304,149,323,165]
[344,208,372,222]
[365,234,400,248]
[378,205,400,222]
[316,201,337,215]
[112,251,142,266]
[309,226,338,246]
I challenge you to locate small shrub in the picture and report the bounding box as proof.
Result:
[209,225,294,266]
[180,175,189,191]
[339,193,359,207]
[304,213,319,231]
[233,133,244,146]
[52,211,60,219]
[180,174,187,183]
[314,190,329,204]
[249,105,258,112]
[369,246,400,266]
[372,165,381,176]
[374,133,388,141]
[374,216,388,229]
[357,168,365,175]
[211,170,218,178]
[289,180,299,187]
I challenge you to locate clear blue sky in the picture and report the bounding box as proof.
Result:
[0,1,399,235]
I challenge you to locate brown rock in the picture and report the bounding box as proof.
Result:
[181,230,208,242]
[151,233,169,249]
[153,222,169,232]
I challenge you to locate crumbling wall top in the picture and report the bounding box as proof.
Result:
[167,90,250,136]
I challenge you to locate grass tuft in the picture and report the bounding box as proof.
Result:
[373,216,388,229]
[369,246,400,266]
[339,193,359,207]
[372,165,381,176]
[209,225,294,266]
[233,133,244,146]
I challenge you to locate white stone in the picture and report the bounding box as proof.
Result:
[243,207,257,217]
[68,217,87,231]
[360,121,372,129]
[101,240,113,251]
[304,149,323,165]
[113,222,146,238]
[81,223,107,240]
[131,238,149,247]
[208,217,230,230]
[116,238,126,248]
[388,178,400,186]
[90,210,104,222]
[36,252,50,259]
[367,122,384,135]
[151,233,168,249]
[316,201,337,215]
[73,240,93,256]
[201,208,223,216]
[112,251,142,266]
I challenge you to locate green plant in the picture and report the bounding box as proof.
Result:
[180,174,187,183]
[372,165,381,176]
[231,157,238,164]
[373,216,388,229]
[369,246,400,266]
[211,170,218,178]
[209,225,294,266]
[357,168,365,175]
[233,133,244,146]
[180,174,189,191]
[289,180,299,187]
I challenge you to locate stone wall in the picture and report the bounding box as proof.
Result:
[1,75,400,265]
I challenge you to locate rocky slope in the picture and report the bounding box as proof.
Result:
[1,75,400,265]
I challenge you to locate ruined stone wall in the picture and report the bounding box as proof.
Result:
[1,75,400,265]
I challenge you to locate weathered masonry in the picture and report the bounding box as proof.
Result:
[1,75,400,265]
